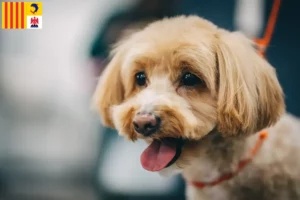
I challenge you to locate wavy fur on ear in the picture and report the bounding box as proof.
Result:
[216,30,285,135]
[92,50,125,128]
[92,27,146,128]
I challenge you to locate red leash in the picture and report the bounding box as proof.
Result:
[190,131,268,189]
[255,0,282,57]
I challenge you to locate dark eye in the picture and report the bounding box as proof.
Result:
[181,72,204,87]
[135,72,147,86]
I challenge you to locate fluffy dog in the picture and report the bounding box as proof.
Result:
[93,16,300,200]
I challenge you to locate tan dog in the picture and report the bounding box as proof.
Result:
[93,16,300,200]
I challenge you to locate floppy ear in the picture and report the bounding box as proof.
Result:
[93,50,125,128]
[216,30,285,135]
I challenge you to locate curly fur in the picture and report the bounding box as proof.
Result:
[93,16,300,200]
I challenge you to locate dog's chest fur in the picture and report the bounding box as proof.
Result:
[183,114,300,200]
[186,167,300,200]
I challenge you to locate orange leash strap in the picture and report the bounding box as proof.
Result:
[254,0,282,57]
[190,131,268,189]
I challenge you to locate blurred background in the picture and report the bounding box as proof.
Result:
[0,0,299,199]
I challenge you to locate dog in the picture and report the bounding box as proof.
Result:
[93,16,300,200]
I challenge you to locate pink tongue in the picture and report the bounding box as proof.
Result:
[140,139,177,172]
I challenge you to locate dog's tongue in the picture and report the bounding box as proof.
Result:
[140,138,177,172]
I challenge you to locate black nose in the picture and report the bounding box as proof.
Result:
[133,112,161,136]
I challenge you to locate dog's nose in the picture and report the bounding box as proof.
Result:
[133,112,160,136]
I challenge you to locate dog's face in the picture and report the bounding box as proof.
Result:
[93,16,284,172]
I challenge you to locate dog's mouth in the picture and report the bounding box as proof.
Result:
[140,137,184,172]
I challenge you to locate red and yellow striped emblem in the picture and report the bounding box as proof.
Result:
[2,2,25,29]
[2,2,43,29]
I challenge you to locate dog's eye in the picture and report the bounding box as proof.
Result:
[181,72,204,87]
[135,72,147,86]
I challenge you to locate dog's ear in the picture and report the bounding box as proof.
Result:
[216,31,285,135]
[93,48,125,128]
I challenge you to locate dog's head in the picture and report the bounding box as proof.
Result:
[93,16,284,172]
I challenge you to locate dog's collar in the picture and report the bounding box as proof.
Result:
[190,131,268,189]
